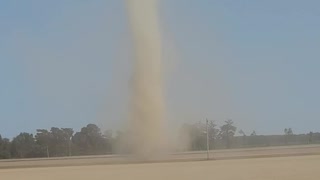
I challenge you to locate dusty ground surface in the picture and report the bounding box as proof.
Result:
[1,155,320,180]
[1,144,320,169]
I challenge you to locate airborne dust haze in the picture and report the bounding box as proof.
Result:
[126,0,168,157]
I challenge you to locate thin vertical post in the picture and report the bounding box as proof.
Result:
[206,119,209,160]
[46,145,50,158]
[68,138,72,156]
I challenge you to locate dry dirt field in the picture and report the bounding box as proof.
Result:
[1,155,320,180]
[1,145,320,180]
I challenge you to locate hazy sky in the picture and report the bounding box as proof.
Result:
[1,0,319,138]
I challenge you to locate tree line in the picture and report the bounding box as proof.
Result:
[0,121,319,159]
[0,124,112,159]
[180,120,320,151]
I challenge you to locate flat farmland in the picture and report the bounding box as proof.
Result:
[1,155,320,180]
[1,145,320,180]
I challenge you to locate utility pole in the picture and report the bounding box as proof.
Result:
[46,145,50,158]
[68,137,72,156]
[206,119,209,160]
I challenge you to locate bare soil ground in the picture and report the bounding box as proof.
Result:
[1,155,320,180]
[1,145,320,180]
[1,144,320,169]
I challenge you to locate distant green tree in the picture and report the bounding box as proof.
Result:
[284,128,294,144]
[219,119,237,149]
[248,130,260,147]
[50,127,74,156]
[239,129,247,147]
[35,129,51,157]
[250,131,257,136]
[309,132,313,143]
[11,133,38,158]
[35,128,74,157]
[208,121,219,149]
[239,130,246,137]
[72,124,111,155]
[284,128,293,135]
[0,135,11,159]
[61,128,74,156]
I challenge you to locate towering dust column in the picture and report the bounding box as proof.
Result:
[126,0,167,156]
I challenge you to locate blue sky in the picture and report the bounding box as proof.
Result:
[1,0,319,138]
